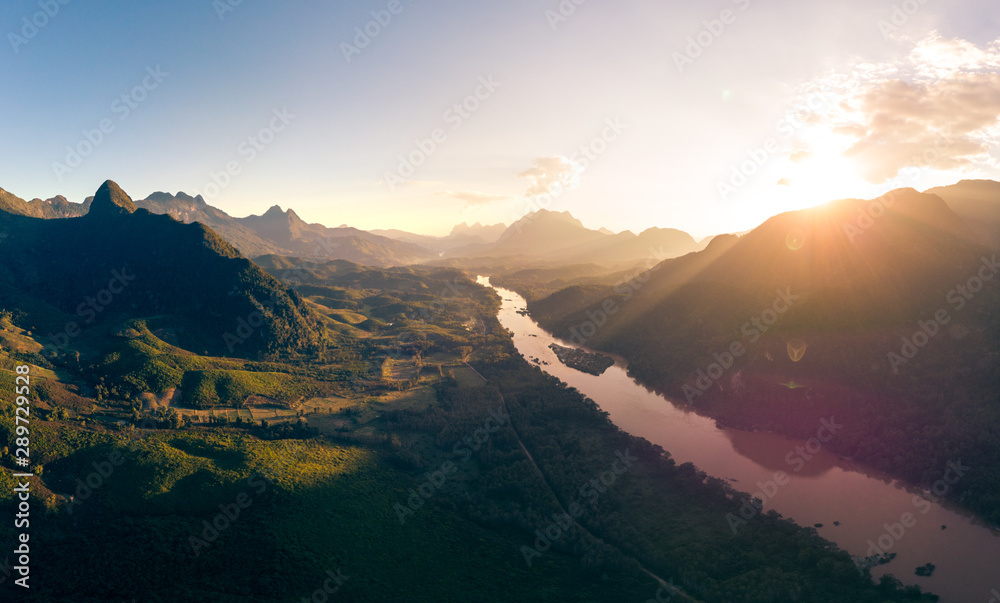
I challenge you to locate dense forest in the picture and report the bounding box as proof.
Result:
[0,255,938,600]
[526,191,1000,526]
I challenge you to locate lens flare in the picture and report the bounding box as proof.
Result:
[786,228,805,251]
[787,339,808,362]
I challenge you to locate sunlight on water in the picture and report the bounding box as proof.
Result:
[481,276,1000,602]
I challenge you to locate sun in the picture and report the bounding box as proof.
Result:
[763,120,884,215]
[731,126,885,230]
[779,152,865,203]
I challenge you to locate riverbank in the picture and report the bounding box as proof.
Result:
[481,277,1000,602]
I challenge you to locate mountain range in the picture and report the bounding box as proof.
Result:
[528,182,1000,524]
[0,181,325,358]
[371,221,507,253]
[0,186,702,269]
[442,209,705,265]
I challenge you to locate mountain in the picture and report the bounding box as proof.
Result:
[532,188,985,365]
[492,210,606,256]
[444,209,703,266]
[555,226,702,265]
[237,205,432,266]
[137,193,431,265]
[529,186,1000,524]
[449,221,506,243]
[3,187,432,267]
[926,179,1000,248]
[367,228,444,250]
[0,180,325,358]
[136,191,287,257]
[370,221,507,254]
[0,187,89,218]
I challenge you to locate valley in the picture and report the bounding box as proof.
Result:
[2,179,998,601]
[8,5,1000,600]
[483,279,1000,603]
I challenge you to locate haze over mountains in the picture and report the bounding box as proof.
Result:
[371,222,507,253]
[0,186,701,269]
[529,182,1000,525]
[927,179,1000,249]
[442,210,705,265]
[2,177,999,600]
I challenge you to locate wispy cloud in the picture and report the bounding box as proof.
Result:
[517,156,584,197]
[440,190,515,208]
[795,33,1000,183]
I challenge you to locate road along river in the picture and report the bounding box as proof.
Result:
[480,277,1000,602]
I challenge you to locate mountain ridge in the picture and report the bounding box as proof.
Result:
[0,180,326,358]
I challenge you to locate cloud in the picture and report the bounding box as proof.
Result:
[789,151,811,163]
[517,156,584,197]
[842,73,1000,182]
[792,33,1000,184]
[440,190,514,208]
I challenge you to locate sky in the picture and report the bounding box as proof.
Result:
[2,0,999,239]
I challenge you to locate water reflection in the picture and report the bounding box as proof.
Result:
[724,429,838,478]
[481,276,1000,602]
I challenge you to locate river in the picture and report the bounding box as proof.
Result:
[480,277,1000,602]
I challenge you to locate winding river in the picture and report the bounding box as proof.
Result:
[480,277,1000,602]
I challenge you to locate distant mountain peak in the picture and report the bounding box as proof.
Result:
[176,191,201,204]
[507,209,586,233]
[145,191,206,205]
[449,221,506,239]
[88,180,137,218]
[263,205,285,217]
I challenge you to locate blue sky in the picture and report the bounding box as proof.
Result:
[3,0,999,237]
